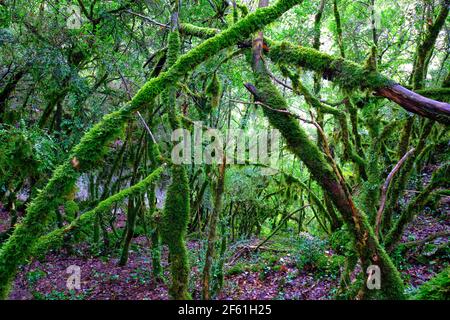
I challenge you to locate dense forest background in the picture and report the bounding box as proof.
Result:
[0,0,449,300]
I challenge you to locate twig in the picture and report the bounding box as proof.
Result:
[126,10,169,28]
[136,111,157,144]
[375,148,415,236]
[118,69,157,144]
[267,71,294,91]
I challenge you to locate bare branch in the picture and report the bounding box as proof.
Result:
[375,148,416,237]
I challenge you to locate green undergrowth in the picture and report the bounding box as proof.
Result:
[225,233,344,280]
[412,267,450,300]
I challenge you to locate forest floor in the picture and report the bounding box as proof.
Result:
[4,209,449,300]
[1,166,449,300]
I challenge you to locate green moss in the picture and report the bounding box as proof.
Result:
[64,200,79,222]
[161,29,191,300]
[333,0,345,58]
[237,3,249,17]
[396,117,414,160]
[180,23,219,39]
[226,261,264,276]
[161,165,191,299]
[0,0,303,298]
[232,2,239,23]
[212,231,227,295]
[150,219,163,282]
[267,40,394,91]
[206,72,222,110]
[249,60,404,299]
[361,114,383,225]
[412,267,450,300]
[364,46,378,72]
[31,166,164,258]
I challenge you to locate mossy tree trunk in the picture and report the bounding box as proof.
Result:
[412,1,449,90]
[249,25,405,298]
[201,159,226,300]
[161,7,191,300]
[119,132,146,266]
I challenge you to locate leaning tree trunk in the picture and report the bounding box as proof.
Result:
[248,19,405,298]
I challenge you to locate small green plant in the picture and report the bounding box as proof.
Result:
[294,234,344,278]
[34,289,86,300]
[26,269,46,286]
[259,265,272,280]
[294,234,326,271]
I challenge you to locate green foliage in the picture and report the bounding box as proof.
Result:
[294,234,327,270]
[1,0,448,302]
[26,269,46,286]
[294,234,344,277]
[330,227,353,254]
[412,267,450,300]
[0,125,60,192]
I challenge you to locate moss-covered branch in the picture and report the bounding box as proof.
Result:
[412,267,450,300]
[266,40,450,124]
[32,166,165,257]
[180,23,220,38]
[333,0,345,58]
[173,24,450,123]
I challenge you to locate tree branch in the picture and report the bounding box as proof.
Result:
[375,148,415,237]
